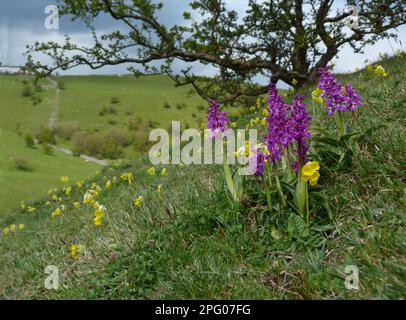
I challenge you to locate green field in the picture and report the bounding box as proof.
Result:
[0,54,405,299]
[0,74,241,212]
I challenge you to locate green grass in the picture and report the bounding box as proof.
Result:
[0,76,54,134]
[0,55,405,299]
[0,128,100,213]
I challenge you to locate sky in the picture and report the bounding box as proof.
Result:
[1,0,405,85]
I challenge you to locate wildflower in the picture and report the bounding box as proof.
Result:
[147,167,156,176]
[134,196,143,207]
[288,96,312,166]
[302,161,320,186]
[160,168,167,177]
[52,194,59,201]
[2,227,10,236]
[93,205,106,226]
[83,191,95,205]
[20,201,26,210]
[230,122,237,129]
[264,83,290,162]
[64,187,72,196]
[45,201,51,206]
[73,202,81,209]
[256,98,262,108]
[120,172,134,185]
[262,108,269,117]
[51,207,62,219]
[9,224,16,232]
[106,180,112,189]
[76,181,84,189]
[60,176,69,184]
[206,98,230,140]
[18,224,25,230]
[70,244,83,260]
[373,65,389,77]
[291,78,298,86]
[249,106,256,112]
[312,88,324,104]
[318,68,362,116]
[261,117,267,127]
[48,188,57,195]
[157,184,162,193]
[27,207,37,213]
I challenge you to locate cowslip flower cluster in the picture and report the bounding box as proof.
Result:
[367,64,389,77]
[2,223,25,236]
[93,202,106,226]
[302,161,320,186]
[70,244,84,260]
[134,196,143,207]
[120,172,134,185]
[318,68,362,116]
[207,98,230,139]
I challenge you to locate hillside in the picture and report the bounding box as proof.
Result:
[0,54,405,299]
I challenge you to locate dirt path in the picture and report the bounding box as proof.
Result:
[46,78,109,166]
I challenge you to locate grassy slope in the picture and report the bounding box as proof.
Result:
[0,76,100,212]
[56,75,241,157]
[0,56,405,299]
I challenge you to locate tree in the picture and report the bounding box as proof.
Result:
[26,0,406,103]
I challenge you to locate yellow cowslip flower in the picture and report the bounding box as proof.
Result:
[230,122,237,129]
[9,224,16,232]
[70,244,83,260]
[120,172,134,185]
[83,191,95,205]
[20,201,26,210]
[256,98,261,107]
[147,167,156,176]
[64,187,72,196]
[27,207,37,213]
[262,108,269,117]
[76,180,84,189]
[93,205,105,226]
[61,205,66,211]
[134,196,143,207]
[302,161,320,186]
[249,106,256,112]
[2,227,10,236]
[51,194,59,201]
[106,180,112,189]
[312,88,324,104]
[51,207,62,219]
[73,202,81,209]
[367,65,374,72]
[60,176,69,184]
[160,168,167,177]
[292,78,298,86]
[45,201,51,207]
[48,188,57,195]
[261,117,267,127]
[18,224,25,230]
[157,184,162,193]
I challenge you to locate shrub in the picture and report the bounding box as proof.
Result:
[22,86,32,97]
[105,128,131,147]
[12,156,33,171]
[41,143,54,155]
[99,106,118,116]
[25,134,35,148]
[55,122,80,140]
[163,102,171,109]
[110,97,120,104]
[72,131,123,159]
[36,127,56,145]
